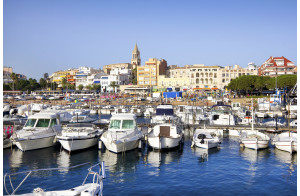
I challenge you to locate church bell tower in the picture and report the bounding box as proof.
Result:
[131,43,141,69]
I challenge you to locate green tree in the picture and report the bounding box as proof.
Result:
[67,84,75,90]
[10,72,19,90]
[78,84,84,90]
[85,85,93,90]
[3,84,11,90]
[17,80,30,90]
[61,77,68,89]
[92,84,101,91]
[131,68,137,85]
[39,78,47,89]
[277,75,297,89]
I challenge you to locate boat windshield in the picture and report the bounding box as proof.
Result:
[25,119,37,127]
[156,109,173,116]
[109,120,121,129]
[50,119,57,126]
[36,119,50,127]
[122,120,135,129]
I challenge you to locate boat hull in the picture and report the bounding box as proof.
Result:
[100,133,140,153]
[274,141,297,153]
[15,136,56,151]
[194,140,219,149]
[57,137,99,152]
[148,136,182,149]
[242,140,269,150]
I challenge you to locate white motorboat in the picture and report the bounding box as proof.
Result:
[57,123,103,152]
[3,114,28,125]
[100,113,143,153]
[177,106,208,125]
[238,116,257,125]
[240,99,270,150]
[3,103,10,116]
[263,119,286,127]
[71,109,90,116]
[10,112,62,151]
[151,105,179,124]
[3,162,105,196]
[42,109,73,123]
[192,129,220,149]
[272,132,297,154]
[231,102,241,111]
[255,111,268,118]
[111,106,129,115]
[290,119,297,127]
[286,97,297,111]
[70,115,96,123]
[265,110,284,118]
[147,123,183,149]
[130,105,144,117]
[144,106,155,118]
[209,103,236,126]
[240,131,270,150]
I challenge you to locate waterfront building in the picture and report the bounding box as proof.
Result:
[75,66,102,89]
[103,63,132,74]
[50,68,81,88]
[258,56,296,77]
[3,66,27,84]
[161,64,222,90]
[137,58,167,87]
[220,64,258,89]
[66,69,78,86]
[159,63,258,91]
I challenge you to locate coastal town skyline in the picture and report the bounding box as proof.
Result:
[4,0,297,80]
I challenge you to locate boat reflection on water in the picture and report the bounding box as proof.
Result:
[56,148,98,173]
[6,147,59,175]
[273,148,297,176]
[98,148,141,183]
[146,146,183,168]
[192,147,220,163]
[239,147,270,163]
[273,148,297,164]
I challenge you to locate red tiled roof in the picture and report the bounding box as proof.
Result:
[262,56,295,67]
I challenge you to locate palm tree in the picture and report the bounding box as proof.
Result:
[10,72,18,91]
[109,81,119,93]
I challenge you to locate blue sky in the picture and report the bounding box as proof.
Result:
[4,0,297,80]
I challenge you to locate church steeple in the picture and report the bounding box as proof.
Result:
[131,43,141,69]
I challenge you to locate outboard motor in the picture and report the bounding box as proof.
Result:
[198,134,206,144]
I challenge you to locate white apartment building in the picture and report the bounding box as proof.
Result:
[100,68,132,92]
[220,64,258,89]
[75,66,101,89]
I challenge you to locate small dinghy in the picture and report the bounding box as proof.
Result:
[192,129,220,149]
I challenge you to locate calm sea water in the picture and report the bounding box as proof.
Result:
[3,116,297,196]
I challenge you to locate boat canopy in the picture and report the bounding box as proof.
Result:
[156,108,174,116]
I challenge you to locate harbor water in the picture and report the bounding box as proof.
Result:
[3,115,297,196]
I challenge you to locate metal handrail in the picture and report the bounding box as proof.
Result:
[4,162,105,195]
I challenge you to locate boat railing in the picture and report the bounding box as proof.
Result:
[4,161,105,195]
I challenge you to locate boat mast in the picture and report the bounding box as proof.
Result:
[251,98,254,132]
[288,95,290,137]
